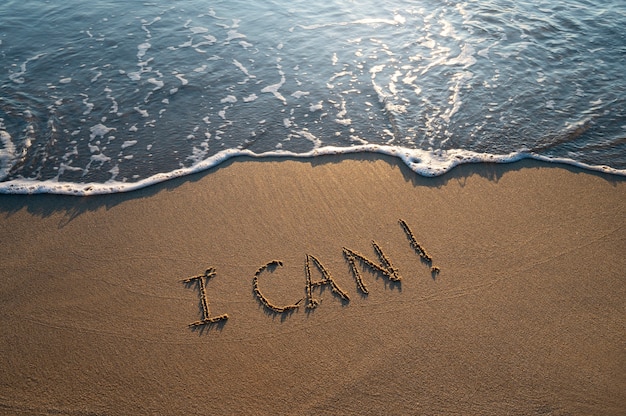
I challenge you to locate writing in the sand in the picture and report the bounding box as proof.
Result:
[182,219,439,328]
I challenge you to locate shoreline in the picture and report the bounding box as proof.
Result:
[1,149,624,196]
[1,155,625,415]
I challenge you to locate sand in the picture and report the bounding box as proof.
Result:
[1,155,625,415]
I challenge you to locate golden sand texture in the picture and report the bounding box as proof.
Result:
[1,155,625,415]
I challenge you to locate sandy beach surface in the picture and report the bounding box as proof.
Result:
[1,155,625,415]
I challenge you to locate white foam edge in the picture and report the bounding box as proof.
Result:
[0,146,623,196]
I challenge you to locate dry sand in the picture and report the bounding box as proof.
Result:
[1,155,625,415]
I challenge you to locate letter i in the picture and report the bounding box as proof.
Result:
[182,268,229,327]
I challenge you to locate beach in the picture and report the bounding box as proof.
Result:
[1,155,625,415]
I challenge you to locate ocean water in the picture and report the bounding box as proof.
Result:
[1,0,625,195]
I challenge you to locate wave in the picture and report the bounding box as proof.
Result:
[1,146,623,196]
[1,0,625,195]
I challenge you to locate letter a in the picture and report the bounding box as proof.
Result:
[305,254,350,309]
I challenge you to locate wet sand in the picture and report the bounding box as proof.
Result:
[1,155,625,415]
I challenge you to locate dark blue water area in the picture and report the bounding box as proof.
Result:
[0,0,625,194]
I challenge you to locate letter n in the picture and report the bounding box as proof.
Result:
[343,240,401,294]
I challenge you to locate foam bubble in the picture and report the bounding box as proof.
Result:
[137,42,151,59]
[174,74,189,85]
[225,30,246,42]
[89,124,115,140]
[147,78,164,90]
[220,95,237,104]
[9,53,46,84]
[291,91,310,99]
[121,140,138,149]
[233,59,255,78]
[261,72,287,104]
[189,26,209,34]
[134,107,149,117]
[309,101,323,112]
[0,130,16,180]
[243,94,258,102]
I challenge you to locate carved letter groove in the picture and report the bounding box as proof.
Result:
[399,219,440,277]
[181,219,440,329]
[342,240,401,294]
[305,254,350,309]
[182,268,229,327]
[253,260,303,313]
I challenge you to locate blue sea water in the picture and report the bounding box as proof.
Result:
[0,0,625,195]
